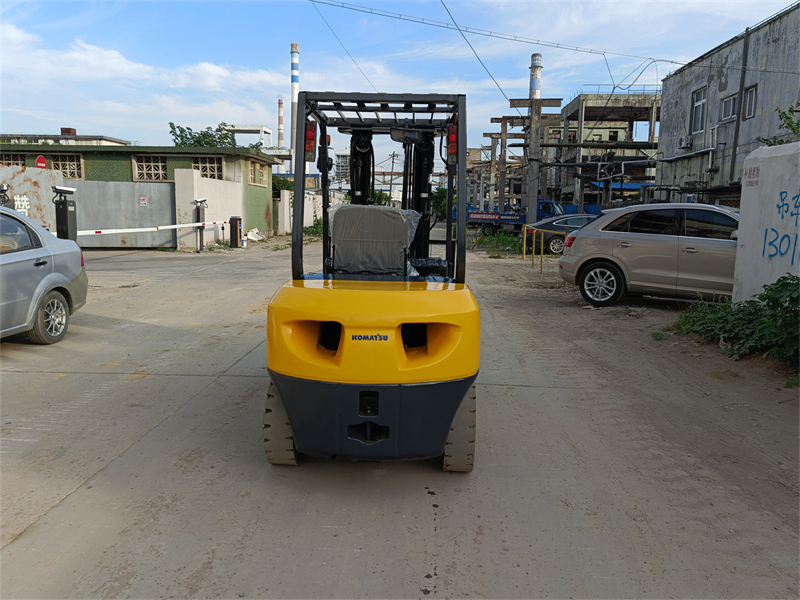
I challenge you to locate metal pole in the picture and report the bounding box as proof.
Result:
[291,92,307,281]
[455,95,468,284]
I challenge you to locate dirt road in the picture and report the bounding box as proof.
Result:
[1,242,797,598]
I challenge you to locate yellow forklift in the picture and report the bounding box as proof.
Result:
[265,92,479,471]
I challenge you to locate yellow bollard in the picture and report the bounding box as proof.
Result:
[540,230,544,274]
[522,226,527,261]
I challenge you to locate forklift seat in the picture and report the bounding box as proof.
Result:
[331,205,408,275]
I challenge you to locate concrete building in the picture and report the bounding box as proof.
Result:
[334,150,350,185]
[1,127,129,146]
[557,92,660,208]
[0,143,278,249]
[656,4,799,207]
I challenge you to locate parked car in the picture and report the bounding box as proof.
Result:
[525,214,598,254]
[0,206,88,343]
[559,203,739,307]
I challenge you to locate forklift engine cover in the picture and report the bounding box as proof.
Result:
[267,279,479,459]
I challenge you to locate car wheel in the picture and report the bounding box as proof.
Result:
[27,290,69,344]
[547,236,565,254]
[579,262,625,307]
[481,224,496,236]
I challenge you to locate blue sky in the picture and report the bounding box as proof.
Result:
[1,0,792,170]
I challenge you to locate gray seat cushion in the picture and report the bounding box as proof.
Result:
[331,205,408,274]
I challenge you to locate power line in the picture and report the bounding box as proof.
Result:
[309,0,379,93]
[439,0,523,117]
[309,0,800,76]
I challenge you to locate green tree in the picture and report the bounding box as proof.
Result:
[431,186,454,219]
[371,188,391,205]
[756,105,800,146]
[169,122,235,147]
[272,174,294,198]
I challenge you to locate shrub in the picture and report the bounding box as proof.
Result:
[673,274,799,365]
[303,215,323,237]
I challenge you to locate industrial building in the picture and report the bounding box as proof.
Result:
[0,142,278,249]
[656,4,799,206]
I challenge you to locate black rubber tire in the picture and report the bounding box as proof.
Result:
[481,224,497,236]
[578,262,625,307]
[26,290,69,344]
[443,383,476,472]
[547,236,565,255]
[263,380,299,465]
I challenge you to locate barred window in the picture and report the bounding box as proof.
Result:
[0,154,25,167]
[250,161,264,185]
[134,156,167,181]
[52,154,83,179]
[193,156,222,180]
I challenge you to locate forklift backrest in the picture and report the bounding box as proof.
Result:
[330,205,408,275]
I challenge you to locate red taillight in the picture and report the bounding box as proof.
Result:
[447,124,457,164]
[304,121,317,163]
[564,233,576,248]
[80,248,84,267]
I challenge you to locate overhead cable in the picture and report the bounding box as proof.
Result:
[439,0,523,117]
[309,0,380,93]
[309,0,800,76]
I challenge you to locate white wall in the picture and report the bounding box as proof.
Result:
[733,142,800,302]
[277,189,292,235]
[298,192,322,227]
[174,169,243,250]
[0,165,63,231]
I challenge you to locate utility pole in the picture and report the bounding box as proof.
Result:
[388,151,398,200]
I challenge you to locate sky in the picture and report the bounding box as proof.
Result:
[1,0,793,173]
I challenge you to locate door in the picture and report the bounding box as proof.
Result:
[0,212,52,332]
[611,209,679,295]
[677,208,738,297]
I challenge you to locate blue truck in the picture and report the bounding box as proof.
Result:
[456,201,565,235]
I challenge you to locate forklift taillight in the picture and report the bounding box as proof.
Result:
[304,121,317,163]
[447,124,457,164]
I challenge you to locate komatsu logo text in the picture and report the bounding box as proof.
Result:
[352,334,389,341]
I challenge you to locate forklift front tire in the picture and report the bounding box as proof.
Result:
[443,383,476,472]
[263,380,299,465]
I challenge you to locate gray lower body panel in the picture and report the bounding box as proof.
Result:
[268,371,477,460]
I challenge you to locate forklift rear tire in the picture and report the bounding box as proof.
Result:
[443,383,476,472]
[263,380,299,465]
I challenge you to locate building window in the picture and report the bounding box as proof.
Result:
[0,154,25,167]
[250,161,267,186]
[609,130,619,142]
[745,86,757,119]
[721,95,737,120]
[52,154,83,179]
[134,156,167,181]
[691,88,707,133]
[567,131,577,143]
[193,156,222,180]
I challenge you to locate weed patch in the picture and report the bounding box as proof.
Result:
[671,274,799,366]
[303,215,323,237]
[476,232,521,255]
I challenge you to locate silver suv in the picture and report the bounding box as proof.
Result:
[559,203,739,307]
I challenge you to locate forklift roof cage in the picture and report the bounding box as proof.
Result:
[291,92,468,284]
